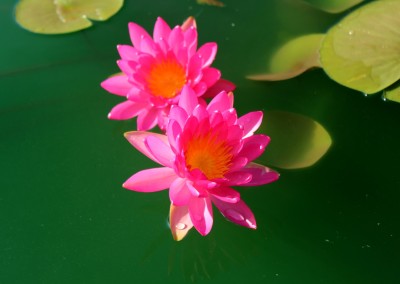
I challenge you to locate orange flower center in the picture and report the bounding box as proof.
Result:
[146,59,187,99]
[185,133,233,180]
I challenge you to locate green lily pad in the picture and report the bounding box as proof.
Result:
[247,34,324,81]
[258,111,332,170]
[384,84,400,103]
[15,0,124,34]
[304,0,364,13]
[320,0,400,94]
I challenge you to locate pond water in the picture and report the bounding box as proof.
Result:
[1,0,399,283]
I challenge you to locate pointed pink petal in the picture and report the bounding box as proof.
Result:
[181,17,196,31]
[167,120,182,153]
[123,167,176,192]
[239,162,280,186]
[184,26,198,57]
[117,45,140,61]
[207,91,232,113]
[189,197,213,236]
[209,187,240,203]
[170,204,193,241]
[203,79,236,99]
[197,42,217,67]
[117,60,134,75]
[170,178,192,206]
[124,131,168,164]
[192,104,208,122]
[212,198,257,229]
[188,54,203,85]
[108,100,147,120]
[145,135,174,167]
[238,111,263,138]
[168,26,184,54]
[128,22,152,49]
[169,105,188,129]
[201,67,221,87]
[223,171,253,186]
[137,108,159,131]
[187,181,207,197]
[140,36,158,56]
[179,86,199,114]
[153,17,171,43]
[239,135,270,162]
[192,82,207,96]
[101,75,132,96]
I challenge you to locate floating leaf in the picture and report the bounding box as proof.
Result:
[15,0,124,34]
[258,111,332,170]
[247,34,324,81]
[196,0,225,7]
[304,0,364,13]
[320,0,400,94]
[384,85,400,103]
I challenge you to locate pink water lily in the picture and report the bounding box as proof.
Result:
[123,86,279,240]
[101,17,234,131]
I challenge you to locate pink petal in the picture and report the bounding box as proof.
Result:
[239,135,270,162]
[209,187,240,203]
[207,91,232,113]
[137,108,159,131]
[179,86,199,114]
[197,42,217,67]
[145,135,174,167]
[108,100,147,120]
[187,181,207,198]
[223,171,253,186]
[153,17,171,43]
[212,198,257,229]
[117,45,140,61]
[192,82,207,96]
[184,26,198,57]
[189,197,213,236]
[181,17,196,31]
[239,162,280,186]
[169,105,188,129]
[167,119,182,153]
[124,131,168,164]
[169,178,192,206]
[168,26,184,55]
[169,204,193,241]
[117,60,134,75]
[192,104,208,122]
[203,79,236,99]
[123,167,177,192]
[139,37,158,56]
[128,22,152,49]
[238,111,263,138]
[188,54,203,85]
[101,75,132,96]
[201,67,221,87]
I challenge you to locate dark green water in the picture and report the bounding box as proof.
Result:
[1,0,399,283]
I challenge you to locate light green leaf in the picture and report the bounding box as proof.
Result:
[247,34,324,81]
[15,0,124,34]
[384,85,400,103]
[258,111,332,170]
[320,0,400,94]
[304,0,364,13]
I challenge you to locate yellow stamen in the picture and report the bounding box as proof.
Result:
[146,59,187,99]
[185,133,233,180]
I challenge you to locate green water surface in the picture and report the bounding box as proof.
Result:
[1,0,399,283]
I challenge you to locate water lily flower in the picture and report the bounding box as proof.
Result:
[101,17,234,131]
[123,86,279,240]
